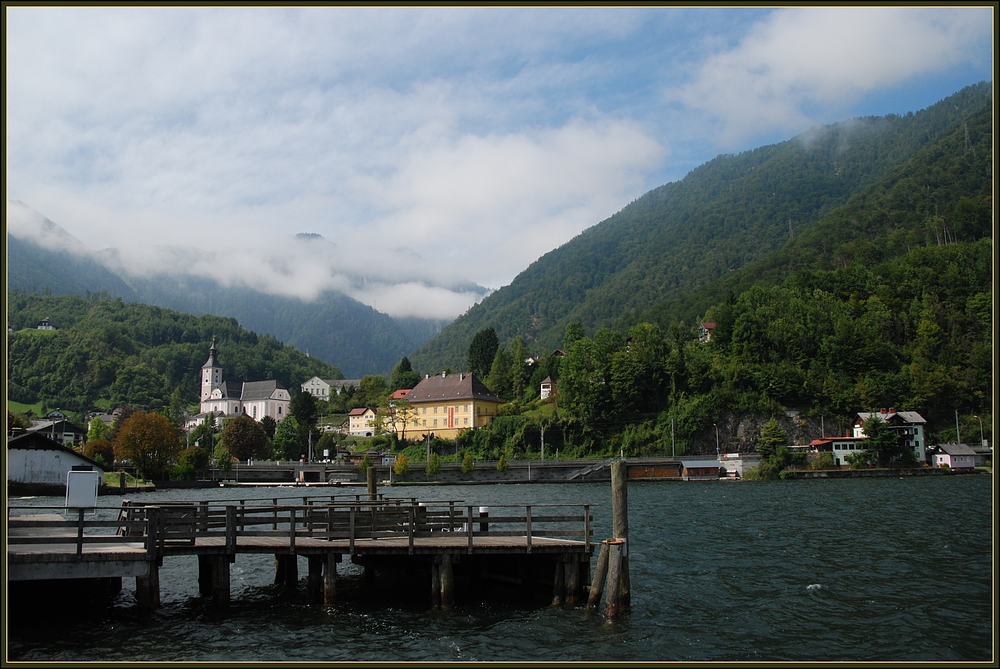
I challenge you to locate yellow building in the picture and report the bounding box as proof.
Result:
[399,373,503,440]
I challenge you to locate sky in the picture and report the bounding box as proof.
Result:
[5,6,994,320]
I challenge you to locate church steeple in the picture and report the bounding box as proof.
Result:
[201,339,222,402]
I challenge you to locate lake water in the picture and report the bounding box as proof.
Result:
[6,474,994,663]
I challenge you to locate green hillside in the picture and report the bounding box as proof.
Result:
[410,82,992,374]
[6,292,344,418]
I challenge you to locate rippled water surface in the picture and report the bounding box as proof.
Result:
[7,475,994,662]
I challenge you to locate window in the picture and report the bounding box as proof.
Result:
[433,419,438,427]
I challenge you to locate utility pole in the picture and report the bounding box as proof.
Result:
[955,410,962,445]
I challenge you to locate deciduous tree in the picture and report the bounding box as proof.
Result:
[113,410,181,479]
[221,415,269,461]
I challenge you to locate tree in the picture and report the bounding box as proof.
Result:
[84,437,114,468]
[273,415,303,461]
[189,412,217,452]
[461,453,475,474]
[113,410,181,480]
[425,452,442,476]
[359,453,373,476]
[87,416,109,442]
[564,321,585,349]
[260,415,277,439]
[390,356,421,391]
[214,441,233,471]
[7,411,28,436]
[861,415,902,466]
[496,453,509,472]
[221,415,269,461]
[393,453,410,475]
[757,418,788,459]
[173,444,210,480]
[468,327,499,379]
[290,391,320,447]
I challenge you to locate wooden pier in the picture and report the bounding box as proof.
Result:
[7,493,596,613]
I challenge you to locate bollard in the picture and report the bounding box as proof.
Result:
[479,506,489,534]
[611,460,630,609]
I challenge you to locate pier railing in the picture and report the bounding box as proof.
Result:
[8,498,593,560]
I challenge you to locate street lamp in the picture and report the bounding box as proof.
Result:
[714,423,720,458]
[974,415,985,447]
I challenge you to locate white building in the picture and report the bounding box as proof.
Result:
[853,409,927,463]
[7,432,106,486]
[192,343,291,426]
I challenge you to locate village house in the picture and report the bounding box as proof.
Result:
[301,377,362,401]
[853,409,927,463]
[348,407,378,437]
[24,417,88,450]
[186,342,290,430]
[926,443,978,469]
[808,436,873,467]
[698,322,715,343]
[399,372,503,440]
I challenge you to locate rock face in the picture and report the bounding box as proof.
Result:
[689,412,853,455]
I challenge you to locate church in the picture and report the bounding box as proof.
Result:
[188,342,291,429]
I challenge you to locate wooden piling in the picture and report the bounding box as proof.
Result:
[284,554,298,588]
[551,558,565,606]
[430,562,441,609]
[367,466,377,501]
[323,553,338,606]
[565,555,580,605]
[211,554,230,608]
[135,562,160,612]
[604,539,624,619]
[611,459,630,609]
[440,554,454,610]
[308,556,323,604]
[586,540,610,612]
[198,554,213,596]
[274,554,286,585]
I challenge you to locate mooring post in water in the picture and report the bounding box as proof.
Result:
[551,558,565,606]
[430,561,441,609]
[604,539,625,618]
[367,466,377,501]
[611,458,630,609]
[565,555,581,605]
[586,540,611,612]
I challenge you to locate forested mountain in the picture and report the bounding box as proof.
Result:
[6,292,344,417]
[409,82,993,374]
[5,209,448,377]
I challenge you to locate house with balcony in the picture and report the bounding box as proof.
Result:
[853,409,927,463]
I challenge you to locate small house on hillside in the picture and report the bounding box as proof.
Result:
[36,318,60,330]
[698,322,716,344]
[540,376,556,400]
[349,408,377,437]
[25,418,88,450]
[854,409,927,463]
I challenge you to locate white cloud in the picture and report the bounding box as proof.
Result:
[668,7,994,147]
[5,7,992,320]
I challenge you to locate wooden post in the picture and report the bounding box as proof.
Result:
[611,459,630,608]
[274,554,286,585]
[367,466,377,501]
[440,554,454,610]
[604,539,624,618]
[285,554,299,588]
[565,555,580,605]
[198,555,213,596]
[323,554,338,606]
[586,540,610,612]
[430,562,441,609]
[551,559,565,606]
[136,562,160,613]
[212,554,230,608]
[308,556,323,605]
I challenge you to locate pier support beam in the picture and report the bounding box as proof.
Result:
[565,555,581,605]
[211,555,231,608]
[604,540,625,618]
[551,558,565,606]
[308,556,324,605]
[586,541,610,612]
[323,554,338,606]
[135,562,160,613]
[430,562,441,609]
[440,554,454,610]
[198,555,213,596]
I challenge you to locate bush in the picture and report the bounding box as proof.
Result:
[425,452,441,476]
[461,453,475,474]
[496,454,509,472]
[359,453,373,475]
[393,453,410,475]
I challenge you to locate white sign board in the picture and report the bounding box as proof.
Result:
[66,470,101,509]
